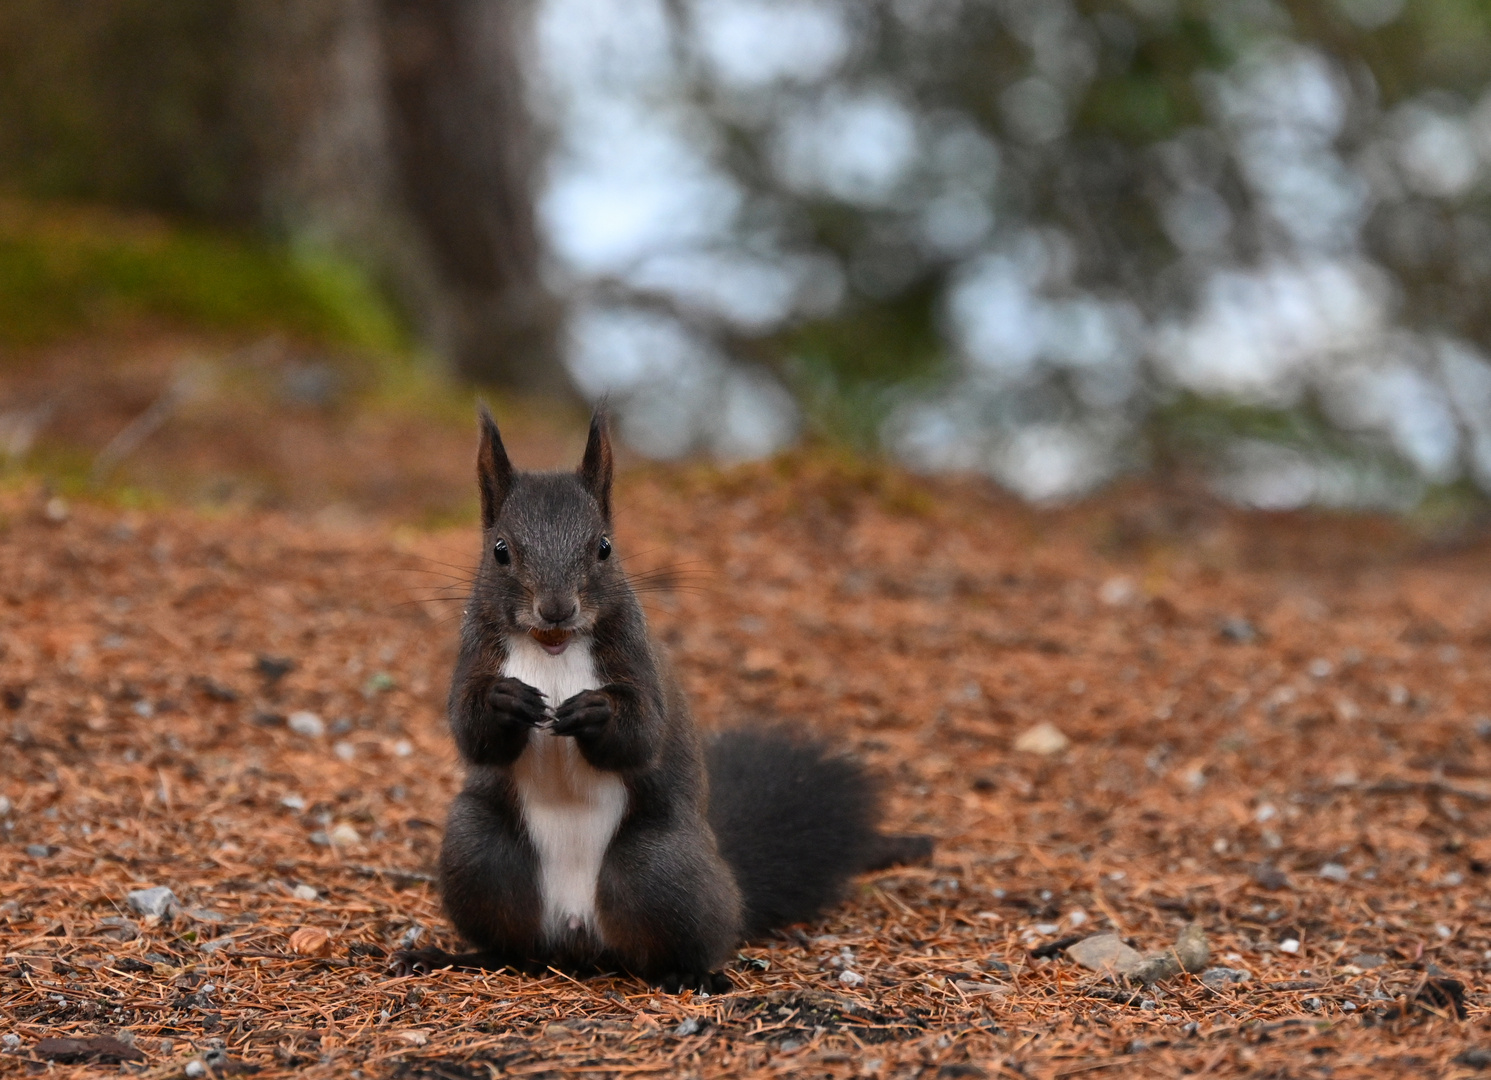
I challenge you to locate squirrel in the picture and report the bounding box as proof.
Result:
[390,407,932,992]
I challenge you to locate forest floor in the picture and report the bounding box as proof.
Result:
[2,333,1491,1078]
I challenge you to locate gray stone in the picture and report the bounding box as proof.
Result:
[1200,967,1251,988]
[1067,934,1144,976]
[125,886,179,919]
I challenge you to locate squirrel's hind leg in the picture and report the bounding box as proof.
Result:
[597,821,743,993]
[437,785,545,957]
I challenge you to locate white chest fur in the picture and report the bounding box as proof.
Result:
[503,633,627,944]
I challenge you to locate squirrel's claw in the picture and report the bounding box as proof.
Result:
[486,677,549,729]
[388,946,453,977]
[550,689,613,737]
[654,970,732,995]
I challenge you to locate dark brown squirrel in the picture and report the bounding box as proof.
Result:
[390,407,932,992]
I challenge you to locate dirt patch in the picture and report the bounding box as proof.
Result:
[723,990,927,1045]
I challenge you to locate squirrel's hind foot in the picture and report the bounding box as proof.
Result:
[388,946,525,977]
[653,970,733,995]
[388,946,453,976]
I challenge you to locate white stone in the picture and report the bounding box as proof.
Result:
[288,711,324,738]
[1014,722,1069,755]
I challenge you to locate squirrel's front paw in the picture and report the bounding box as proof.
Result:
[550,689,613,737]
[485,677,548,730]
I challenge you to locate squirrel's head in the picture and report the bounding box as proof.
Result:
[472,405,621,654]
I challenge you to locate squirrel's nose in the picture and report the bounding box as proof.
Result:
[536,597,578,626]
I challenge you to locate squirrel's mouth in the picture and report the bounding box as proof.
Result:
[529,627,574,656]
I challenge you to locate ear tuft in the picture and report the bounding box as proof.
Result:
[477,404,514,529]
[577,408,613,520]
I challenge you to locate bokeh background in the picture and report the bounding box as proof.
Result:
[3,0,1491,511]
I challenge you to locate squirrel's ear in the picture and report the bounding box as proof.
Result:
[477,404,513,529]
[577,408,613,520]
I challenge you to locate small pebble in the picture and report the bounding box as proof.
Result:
[1217,616,1257,643]
[1099,576,1136,606]
[673,1017,704,1036]
[2,1033,19,1048]
[292,884,318,901]
[185,1061,205,1078]
[255,655,296,683]
[288,711,325,738]
[281,794,306,811]
[334,741,356,762]
[126,886,179,919]
[393,739,414,758]
[1279,938,1301,954]
[44,496,69,522]
[838,969,866,987]
[24,844,52,859]
[1318,863,1350,883]
[0,796,10,816]
[1200,967,1251,988]
[329,823,361,846]
[1067,934,1144,976]
[1253,864,1289,890]
[1014,722,1069,756]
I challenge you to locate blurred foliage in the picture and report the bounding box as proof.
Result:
[0,201,406,353]
[0,1,261,218]
[769,281,950,447]
[5,0,1491,502]
[1150,392,1394,467]
[581,0,1491,498]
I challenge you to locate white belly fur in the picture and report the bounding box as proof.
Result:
[503,633,627,944]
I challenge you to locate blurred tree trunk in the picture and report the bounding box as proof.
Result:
[376,0,569,397]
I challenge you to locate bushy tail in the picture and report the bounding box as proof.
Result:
[705,728,933,938]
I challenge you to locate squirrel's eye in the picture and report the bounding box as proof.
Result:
[493,538,511,565]
[597,536,612,561]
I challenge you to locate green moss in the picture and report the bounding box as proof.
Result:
[0,201,408,352]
